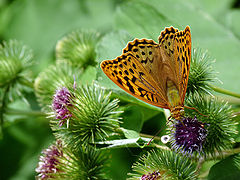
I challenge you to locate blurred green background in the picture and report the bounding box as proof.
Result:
[0,0,240,179]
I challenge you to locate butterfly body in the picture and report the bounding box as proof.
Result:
[166,80,184,120]
[101,26,191,121]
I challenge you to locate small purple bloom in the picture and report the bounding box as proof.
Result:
[171,116,208,154]
[141,171,161,180]
[36,141,63,179]
[52,87,72,126]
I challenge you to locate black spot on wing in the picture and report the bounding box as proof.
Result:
[124,76,129,81]
[186,59,189,70]
[139,72,144,76]
[182,56,185,62]
[132,63,136,69]
[129,68,134,74]
[127,81,135,93]
[116,76,123,86]
[141,59,148,64]
[132,76,136,83]
[138,87,147,97]
[127,43,134,51]
[146,94,151,101]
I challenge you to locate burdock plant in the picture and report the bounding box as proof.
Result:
[56,29,101,69]
[170,116,208,155]
[184,95,237,157]
[0,40,33,136]
[49,84,122,149]
[34,61,81,109]
[36,140,109,179]
[128,149,197,180]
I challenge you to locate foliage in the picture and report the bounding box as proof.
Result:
[1,0,240,179]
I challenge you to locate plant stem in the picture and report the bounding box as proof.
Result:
[195,158,204,177]
[0,85,10,138]
[209,84,240,99]
[5,108,46,117]
[208,147,240,160]
[154,144,170,150]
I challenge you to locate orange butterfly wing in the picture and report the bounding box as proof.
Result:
[174,26,191,102]
[158,26,191,106]
[101,39,169,109]
[101,26,191,109]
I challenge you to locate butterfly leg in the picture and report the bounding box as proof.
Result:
[184,106,208,117]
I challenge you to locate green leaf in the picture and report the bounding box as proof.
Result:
[2,0,119,74]
[226,10,240,38]
[114,1,175,40]
[96,137,150,149]
[79,65,97,84]
[136,138,148,148]
[114,0,240,93]
[191,0,234,19]
[208,154,240,180]
[121,105,144,132]
[120,128,140,139]
[96,30,133,90]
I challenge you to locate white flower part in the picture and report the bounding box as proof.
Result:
[161,135,170,144]
[67,119,69,128]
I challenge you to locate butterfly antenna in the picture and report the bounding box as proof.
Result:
[147,119,171,145]
[184,105,208,117]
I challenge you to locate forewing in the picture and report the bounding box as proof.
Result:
[173,26,191,102]
[101,39,169,109]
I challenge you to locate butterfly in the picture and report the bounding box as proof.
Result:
[101,26,191,121]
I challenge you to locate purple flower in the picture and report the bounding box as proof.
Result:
[52,87,72,126]
[141,171,161,180]
[36,141,63,179]
[171,116,208,154]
